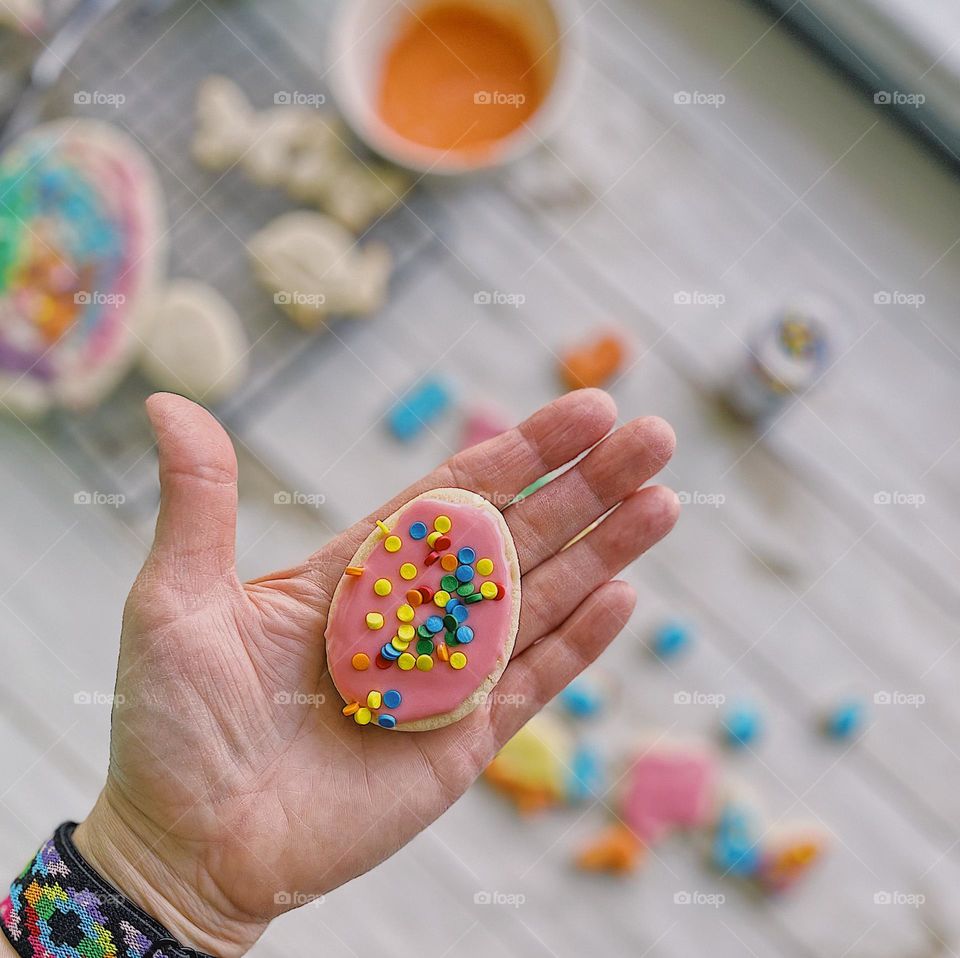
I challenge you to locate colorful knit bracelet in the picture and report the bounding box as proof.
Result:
[0,823,215,958]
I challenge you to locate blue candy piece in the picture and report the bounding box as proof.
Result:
[722,703,762,748]
[824,699,865,739]
[566,745,604,801]
[456,564,475,583]
[559,679,604,718]
[409,521,428,540]
[425,615,443,634]
[451,605,469,623]
[378,714,397,729]
[445,597,461,613]
[387,377,452,442]
[456,626,474,644]
[651,619,692,658]
[712,805,762,877]
[381,643,401,660]
[457,547,476,564]
[383,689,402,709]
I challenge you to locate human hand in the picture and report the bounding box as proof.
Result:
[73,389,678,957]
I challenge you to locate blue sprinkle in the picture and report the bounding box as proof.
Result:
[409,521,428,540]
[445,597,461,613]
[387,378,452,442]
[721,703,762,748]
[457,547,476,564]
[559,679,604,718]
[381,643,401,660]
[456,626,474,644]
[651,619,692,658]
[712,806,762,877]
[824,699,865,740]
[452,605,469,623]
[456,565,475,583]
[383,689,402,709]
[425,615,443,634]
[378,714,397,729]
[566,745,604,801]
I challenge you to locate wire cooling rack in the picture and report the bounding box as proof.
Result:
[29,0,444,511]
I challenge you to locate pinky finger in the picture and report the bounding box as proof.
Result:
[489,580,637,748]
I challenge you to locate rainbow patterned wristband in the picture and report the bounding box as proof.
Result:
[0,823,214,958]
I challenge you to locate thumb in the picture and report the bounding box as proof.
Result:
[144,392,238,589]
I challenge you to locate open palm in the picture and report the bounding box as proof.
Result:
[75,389,678,957]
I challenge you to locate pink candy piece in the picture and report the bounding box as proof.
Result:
[621,747,715,844]
[460,405,512,450]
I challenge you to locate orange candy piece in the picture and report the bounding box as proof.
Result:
[559,334,626,390]
[406,589,423,607]
[575,823,644,874]
[440,554,458,571]
[351,653,370,671]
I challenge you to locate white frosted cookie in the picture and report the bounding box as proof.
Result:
[325,488,522,731]
[248,211,392,328]
[139,279,249,403]
[0,120,165,416]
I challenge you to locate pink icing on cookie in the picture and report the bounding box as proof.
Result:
[621,748,715,843]
[325,496,517,727]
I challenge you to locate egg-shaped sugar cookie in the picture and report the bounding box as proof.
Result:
[325,488,521,731]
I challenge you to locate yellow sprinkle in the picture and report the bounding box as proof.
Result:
[396,604,415,622]
[398,652,416,671]
[434,515,451,534]
[390,636,409,651]
[376,520,391,537]
[427,531,441,547]
[354,707,372,725]
[385,535,402,553]
[433,590,451,607]
[476,558,494,576]
[367,690,382,709]
[416,654,434,671]
[480,581,498,599]
[365,612,384,630]
[449,651,467,670]
[397,624,415,641]
[399,562,417,580]
[345,566,364,577]
[374,578,392,596]
[342,701,360,716]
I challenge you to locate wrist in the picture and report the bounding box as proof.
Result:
[73,790,268,958]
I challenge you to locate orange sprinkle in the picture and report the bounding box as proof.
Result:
[345,566,364,576]
[440,554,458,572]
[406,589,423,607]
[352,653,370,671]
[437,643,450,662]
[342,702,360,716]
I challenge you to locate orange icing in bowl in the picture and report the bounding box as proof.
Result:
[377,3,547,158]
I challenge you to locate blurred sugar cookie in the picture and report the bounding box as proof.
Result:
[248,212,392,328]
[139,280,249,403]
[0,119,164,416]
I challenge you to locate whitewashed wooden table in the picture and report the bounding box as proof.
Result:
[3,0,960,955]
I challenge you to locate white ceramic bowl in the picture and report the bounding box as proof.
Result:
[327,0,582,175]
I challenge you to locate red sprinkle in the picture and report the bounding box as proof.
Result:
[418,586,434,602]
[434,535,451,551]
[493,582,506,600]
[425,550,441,566]
[375,653,392,670]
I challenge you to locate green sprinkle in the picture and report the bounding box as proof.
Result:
[457,582,475,596]
[465,592,484,604]
[441,574,459,591]
[416,639,435,655]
